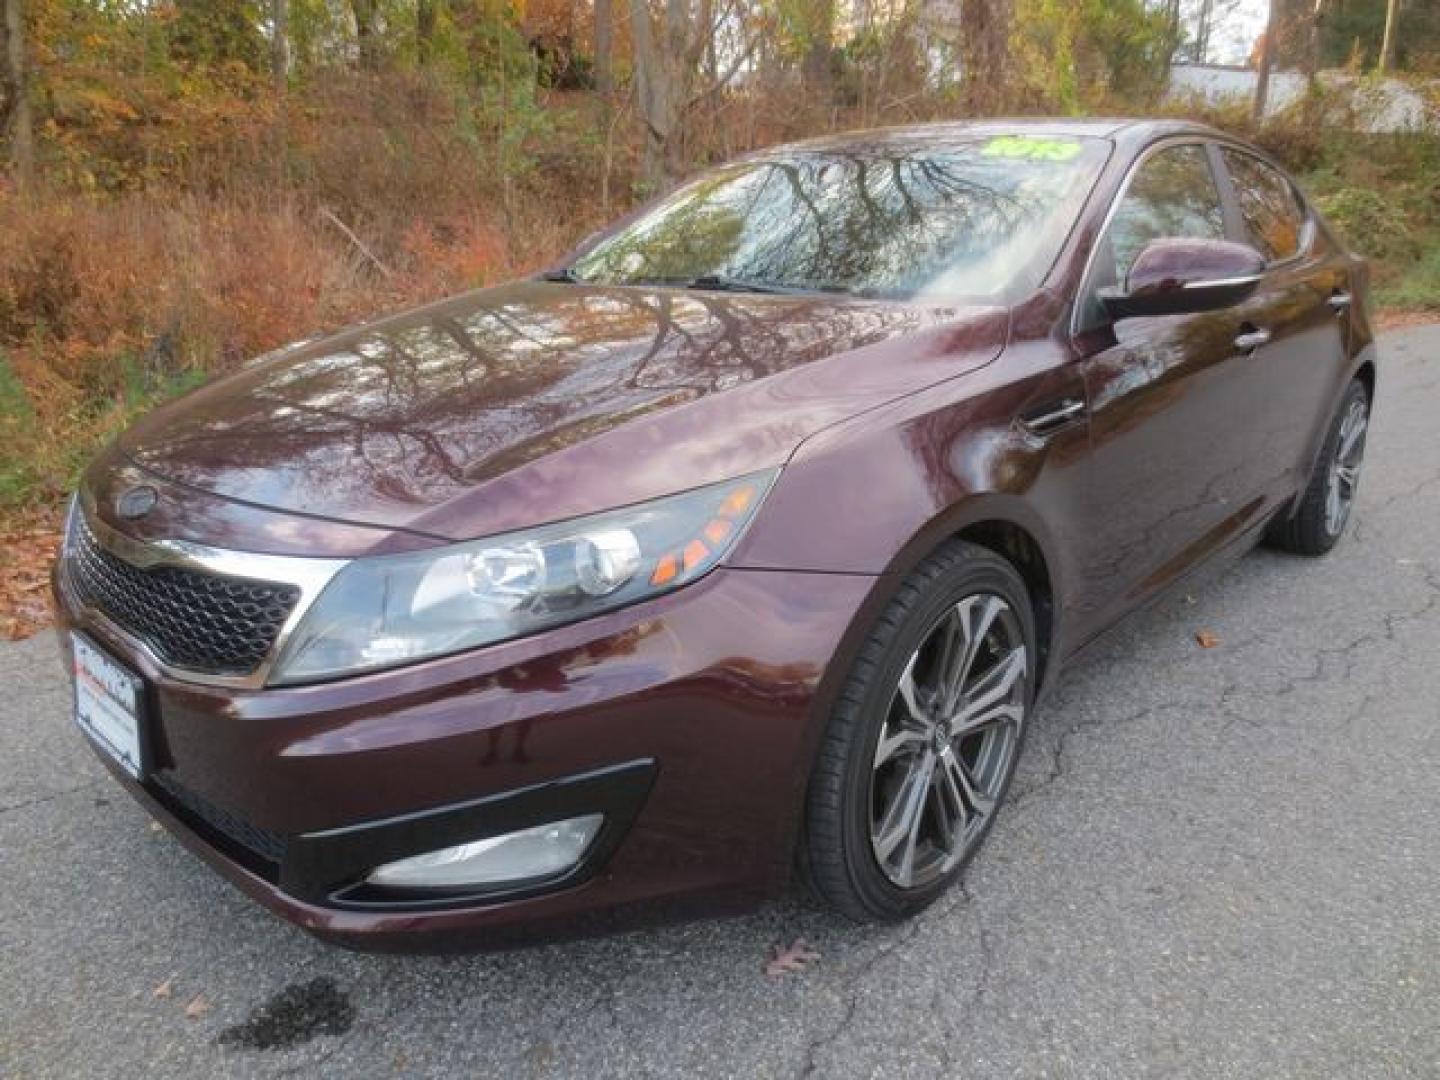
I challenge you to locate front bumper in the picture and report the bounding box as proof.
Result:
[54,560,876,950]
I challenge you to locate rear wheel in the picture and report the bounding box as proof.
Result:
[1268,379,1370,556]
[801,541,1035,922]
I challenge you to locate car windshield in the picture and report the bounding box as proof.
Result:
[570,135,1110,302]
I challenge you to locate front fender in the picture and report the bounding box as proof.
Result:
[731,354,1085,602]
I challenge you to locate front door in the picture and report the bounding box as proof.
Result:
[1068,141,1277,640]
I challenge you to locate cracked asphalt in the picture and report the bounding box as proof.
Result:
[3,325,1438,1079]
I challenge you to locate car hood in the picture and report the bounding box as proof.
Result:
[118,281,1007,542]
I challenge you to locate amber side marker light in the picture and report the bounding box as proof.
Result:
[649,482,761,587]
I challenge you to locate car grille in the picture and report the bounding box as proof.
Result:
[68,517,301,677]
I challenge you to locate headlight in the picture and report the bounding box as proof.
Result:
[270,470,778,685]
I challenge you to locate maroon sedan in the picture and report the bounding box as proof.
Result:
[54,119,1374,949]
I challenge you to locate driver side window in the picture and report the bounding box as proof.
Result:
[1108,144,1226,282]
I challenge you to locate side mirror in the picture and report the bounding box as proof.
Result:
[1099,238,1265,320]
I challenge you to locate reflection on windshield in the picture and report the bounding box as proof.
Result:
[572,137,1109,301]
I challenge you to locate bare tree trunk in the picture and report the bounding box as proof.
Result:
[1253,2,1277,120]
[267,0,289,186]
[1299,0,1325,83]
[1,0,33,188]
[630,0,749,189]
[802,2,834,97]
[595,0,613,94]
[270,0,290,92]
[349,0,381,70]
[961,0,1010,113]
[1378,0,1399,73]
[629,0,685,188]
[1161,0,1182,75]
[1194,0,1213,63]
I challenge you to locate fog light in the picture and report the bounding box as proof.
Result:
[366,814,603,889]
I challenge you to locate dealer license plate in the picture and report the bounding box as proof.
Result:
[72,633,146,780]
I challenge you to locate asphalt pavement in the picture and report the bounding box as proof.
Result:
[3,324,1438,1079]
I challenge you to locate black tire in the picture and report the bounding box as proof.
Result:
[799,540,1036,923]
[1267,379,1370,556]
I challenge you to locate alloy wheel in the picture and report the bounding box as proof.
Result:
[1325,396,1368,536]
[868,593,1027,889]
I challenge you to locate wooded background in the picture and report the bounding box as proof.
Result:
[0,0,1437,550]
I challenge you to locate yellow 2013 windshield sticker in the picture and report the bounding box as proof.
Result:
[981,135,1083,162]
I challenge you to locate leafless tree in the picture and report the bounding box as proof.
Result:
[628,0,758,188]
[961,0,1010,112]
[1378,0,1399,72]
[349,0,381,70]
[595,0,614,94]
[1193,0,1213,62]
[801,2,834,94]
[0,0,33,188]
[271,0,290,93]
[1254,0,1277,119]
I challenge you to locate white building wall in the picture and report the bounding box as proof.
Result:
[1167,63,1436,132]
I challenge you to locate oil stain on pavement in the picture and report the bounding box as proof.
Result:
[217,977,356,1051]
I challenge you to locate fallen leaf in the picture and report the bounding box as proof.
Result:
[0,509,62,642]
[765,938,821,978]
[1195,630,1221,649]
[1375,308,1440,331]
[153,977,174,999]
[184,994,211,1019]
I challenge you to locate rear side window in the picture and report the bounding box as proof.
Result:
[1221,149,1305,262]
[1108,144,1226,280]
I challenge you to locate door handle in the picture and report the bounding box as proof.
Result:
[1019,398,1086,437]
[1328,291,1352,314]
[1234,327,1271,352]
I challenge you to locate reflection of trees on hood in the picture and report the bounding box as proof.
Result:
[127,283,940,509]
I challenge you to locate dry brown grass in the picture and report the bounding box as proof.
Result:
[0,157,600,520]
[0,72,633,527]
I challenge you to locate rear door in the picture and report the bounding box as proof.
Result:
[1214,147,1353,494]
[1067,140,1278,639]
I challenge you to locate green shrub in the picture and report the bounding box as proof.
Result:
[0,353,41,510]
[1314,188,1420,262]
[1375,245,1440,311]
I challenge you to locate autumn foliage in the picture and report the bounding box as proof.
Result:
[0,0,1436,541]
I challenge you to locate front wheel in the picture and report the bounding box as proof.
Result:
[1267,378,1370,556]
[800,541,1035,922]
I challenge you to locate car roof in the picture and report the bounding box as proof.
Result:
[754,117,1226,158]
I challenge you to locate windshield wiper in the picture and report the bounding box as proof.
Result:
[576,273,871,297]
[686,275,879,298]
[684,274,794,295]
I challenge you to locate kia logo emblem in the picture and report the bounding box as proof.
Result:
[116,486,159,520]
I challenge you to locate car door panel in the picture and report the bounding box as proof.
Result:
[1215,148,1354,496]
[1070,308,1272,637]
[1065,141,1276,640]
[1226,255,1351,497]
